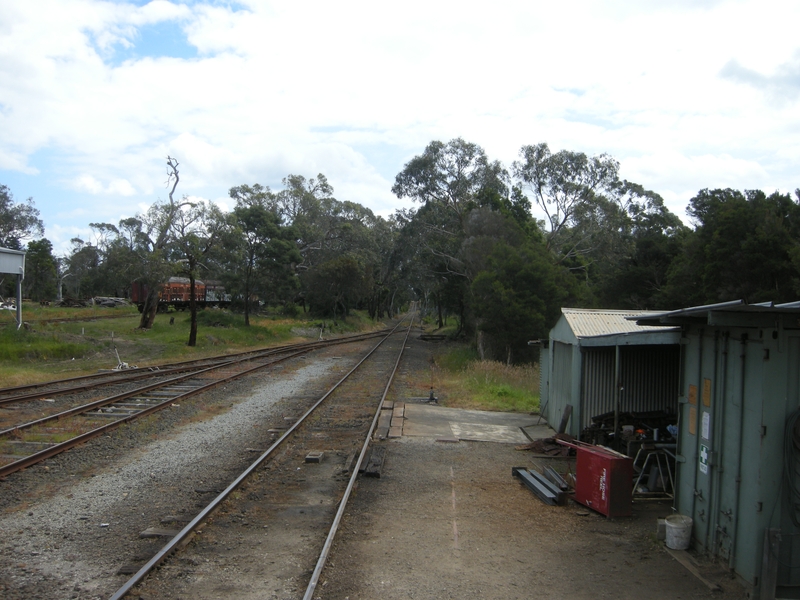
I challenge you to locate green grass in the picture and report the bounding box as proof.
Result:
[0,301,140,324]
[433,347,540,413]
[0,326,90,361]
[0,305,387,388]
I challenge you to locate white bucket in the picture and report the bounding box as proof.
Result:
[665,514,693,550]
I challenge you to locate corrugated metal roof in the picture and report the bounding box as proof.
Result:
[562,308,678,338]
[631,299,800,325]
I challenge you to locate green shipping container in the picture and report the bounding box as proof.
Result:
[636,301,800,598]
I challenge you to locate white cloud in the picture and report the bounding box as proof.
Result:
[70,175,136,196]
[1,0,800,250]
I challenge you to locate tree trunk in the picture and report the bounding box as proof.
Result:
[138,288,159,329]
[456,299,465,337]
[188,268,198,347]
[243,278,251,327]
[477,330,486,361]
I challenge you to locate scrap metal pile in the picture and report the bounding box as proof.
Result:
[580,410,677,449]
[514,433,577,457]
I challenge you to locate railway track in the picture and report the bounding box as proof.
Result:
[109,317,415,599]
[0,329,392,479]
[0,329,389,404]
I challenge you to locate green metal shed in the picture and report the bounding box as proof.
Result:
[538,308,681,438]
[635,300,800,598]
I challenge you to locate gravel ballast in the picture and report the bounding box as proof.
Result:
[0,353,352,600]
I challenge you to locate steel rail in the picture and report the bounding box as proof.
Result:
[0,353,262,437]
[303,318,413,599]
[108,316,411,600]
[0,348,315,479]
[0,328,390,401]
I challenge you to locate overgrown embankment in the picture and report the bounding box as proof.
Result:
[433,346,540,413]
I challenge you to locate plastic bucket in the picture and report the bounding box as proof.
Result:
[665,514,693,550]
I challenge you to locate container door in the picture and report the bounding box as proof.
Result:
[718,338,763,585]
[778,337,800,590]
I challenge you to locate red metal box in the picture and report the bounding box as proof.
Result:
[563,441,633,517]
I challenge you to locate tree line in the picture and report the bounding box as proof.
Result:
[3,140,800,359]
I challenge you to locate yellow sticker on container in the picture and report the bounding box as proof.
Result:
[688,384,698,405]
[689,406,697,435]
[703,379,712,407]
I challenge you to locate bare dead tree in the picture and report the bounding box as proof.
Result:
[137,156,185,329]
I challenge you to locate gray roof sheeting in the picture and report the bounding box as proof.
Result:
[630,299,800,326]
[561,308,679,338]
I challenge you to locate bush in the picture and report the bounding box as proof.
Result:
[282,302,300,318]
[194,310,244,328]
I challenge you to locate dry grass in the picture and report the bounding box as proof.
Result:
[433,347,540,413]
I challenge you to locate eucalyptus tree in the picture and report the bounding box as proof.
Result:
[304,254,372,321]
[63,237,102,298]
[471,238,571,363]
[512,143,688,308]
[225,184,301,325]
[595,184,688,308]
[391,138,510,333]
[512,143,622,261]
[169,199,228,346]
[135,156,188,329]
[0,184,44,250]
[268,174,390,318]
[664,188,800,306]
[392,138,508,226]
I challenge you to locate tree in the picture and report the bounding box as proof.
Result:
[595,184,688,308]
[471,239,571,363]
[391,139,510,335]
[169,199,228,346]
[392,138,508,226]
[23,238,57,301]
[304,254,372,320]
[512,143,621,260]
[226,186,301,325]
[0,185,44,250]
[136,157,187,329]
[663,188,800,305]
[64,238,102,298]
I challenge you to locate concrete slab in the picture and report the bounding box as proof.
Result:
[449,422,529,444]
[521,422,557,441]
[400,404,556,444]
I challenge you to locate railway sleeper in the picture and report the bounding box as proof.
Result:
[6,440,57,451]
[86,409,140,417]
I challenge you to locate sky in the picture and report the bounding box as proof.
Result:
[1,0,799,254]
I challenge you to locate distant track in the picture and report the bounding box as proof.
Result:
[0,329,390,404]
[0,329,395,479]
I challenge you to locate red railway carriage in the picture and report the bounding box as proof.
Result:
[131,277,228,312]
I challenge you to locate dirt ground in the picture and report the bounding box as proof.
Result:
[0,331,753,599]
[314,338,750,600]
[315,437,747,600]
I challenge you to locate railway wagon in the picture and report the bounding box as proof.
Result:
[131,277,230,312]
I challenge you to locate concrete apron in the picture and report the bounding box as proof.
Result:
[399,403,556,443]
